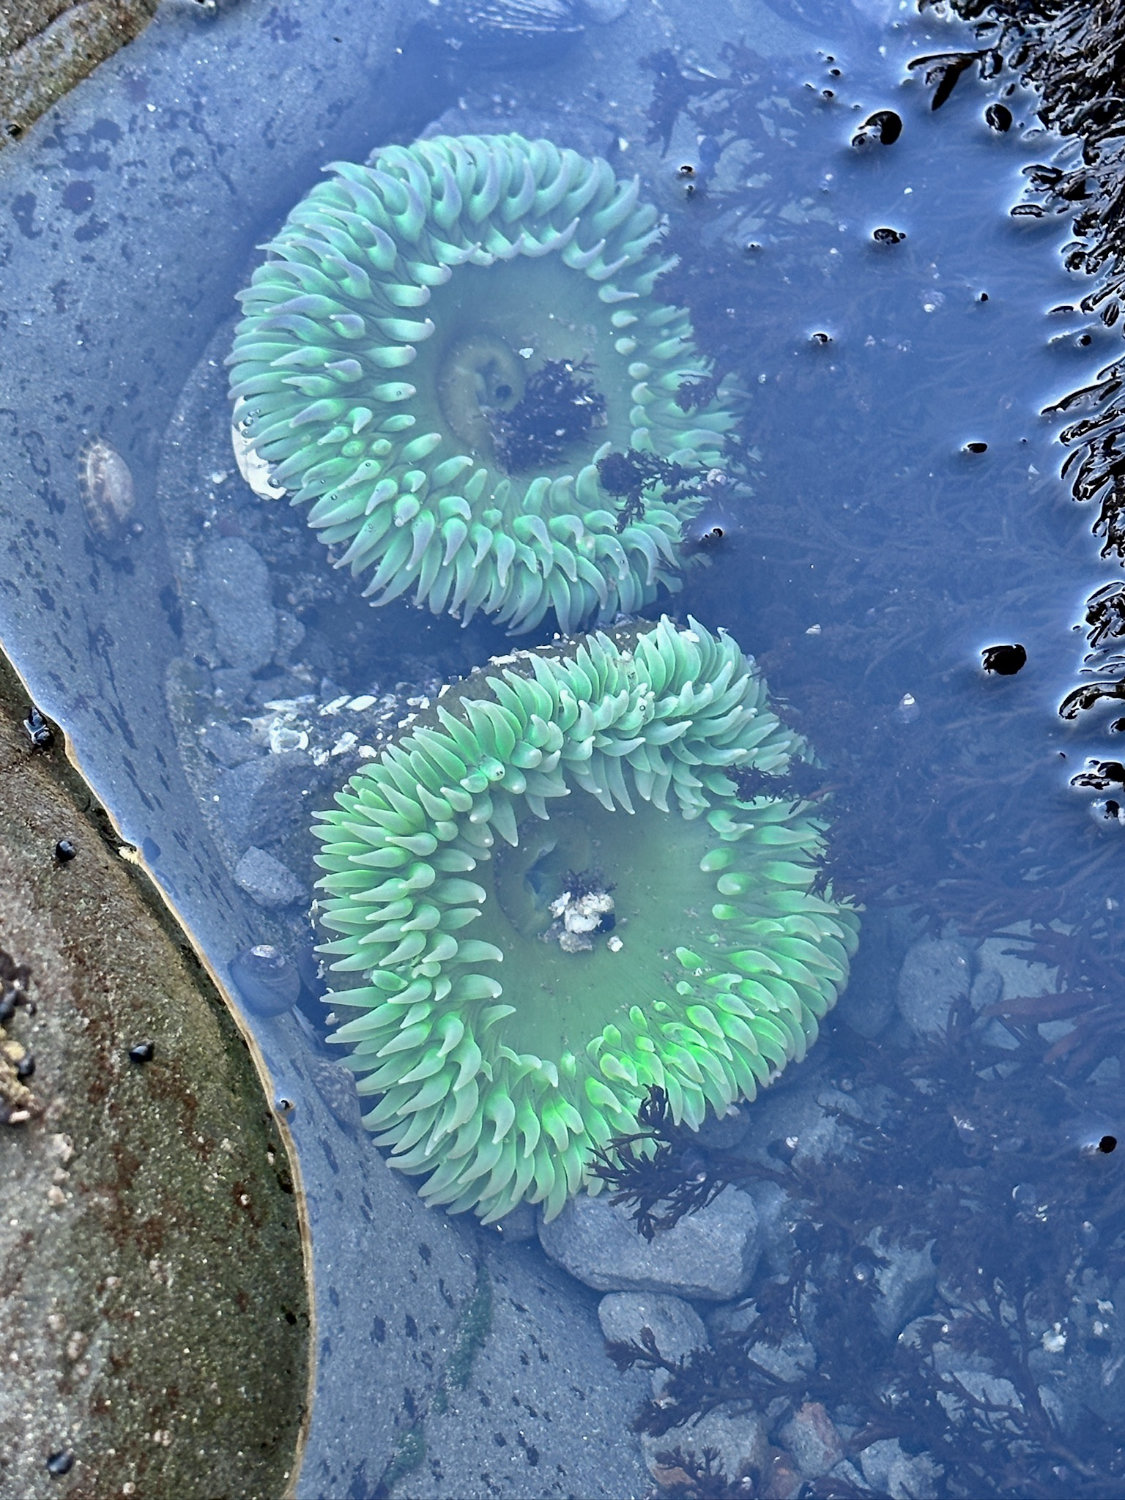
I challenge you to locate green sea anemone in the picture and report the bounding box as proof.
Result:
[314,617,859,1223]
[228,133,733,634]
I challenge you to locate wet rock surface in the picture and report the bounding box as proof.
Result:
[393,1241,651,1500]
[198,535,278,674]
[0,647,307,1498]
[896,934,973,1038]
[0,0,158,148]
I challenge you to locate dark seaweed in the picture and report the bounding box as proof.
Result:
[645,1446,748,1500]
[604,991,1125,1493]
[489,358,605,474]
[589,1087,737,1240]
[595,449,708,532]
[906,47,1003,109]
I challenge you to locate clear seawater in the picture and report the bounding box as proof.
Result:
[1,0,1122,1492]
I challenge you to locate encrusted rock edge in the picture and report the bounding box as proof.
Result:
[0,637,311,1498]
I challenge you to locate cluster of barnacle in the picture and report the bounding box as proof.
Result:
[0,946,38,1126]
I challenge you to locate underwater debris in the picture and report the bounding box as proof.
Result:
[545,881,615,954]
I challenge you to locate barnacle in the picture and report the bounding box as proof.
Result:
[228,133,733,633]
[314,617,859,1222]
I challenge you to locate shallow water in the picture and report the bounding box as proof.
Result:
[1,0,1122,1492]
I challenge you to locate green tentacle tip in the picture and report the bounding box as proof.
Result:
[314,617,859,1224]
[229,133,736,634]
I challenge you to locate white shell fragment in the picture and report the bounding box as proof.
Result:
[547,887,616,952]
[231,400,286,500]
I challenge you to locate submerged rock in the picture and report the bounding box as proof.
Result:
[539,1187,761,1300]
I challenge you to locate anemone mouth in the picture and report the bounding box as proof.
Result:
[227,133,735,634]
[314,616,860,1224]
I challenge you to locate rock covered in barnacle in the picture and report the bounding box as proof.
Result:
[547,887,615,952]
[78,438,135,549]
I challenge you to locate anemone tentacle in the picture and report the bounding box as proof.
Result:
[314,617,859,1222]
[229,134,734,634]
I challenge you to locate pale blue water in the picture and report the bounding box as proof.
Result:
[1,0,1122,1493]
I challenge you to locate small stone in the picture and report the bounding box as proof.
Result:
[598,1290,709,1367]
[868,1230,937,1338]
[859,1437,942,1499]
[896,936,972,1038]
[199,722,258,768]
[129,1041,155,1064]
[640,1404,768,1491]
[46,1449,75,1476]
[53,839,77,863]
[216,752,316,853]
[779,1401,844,1478]
[233,847,305,909]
